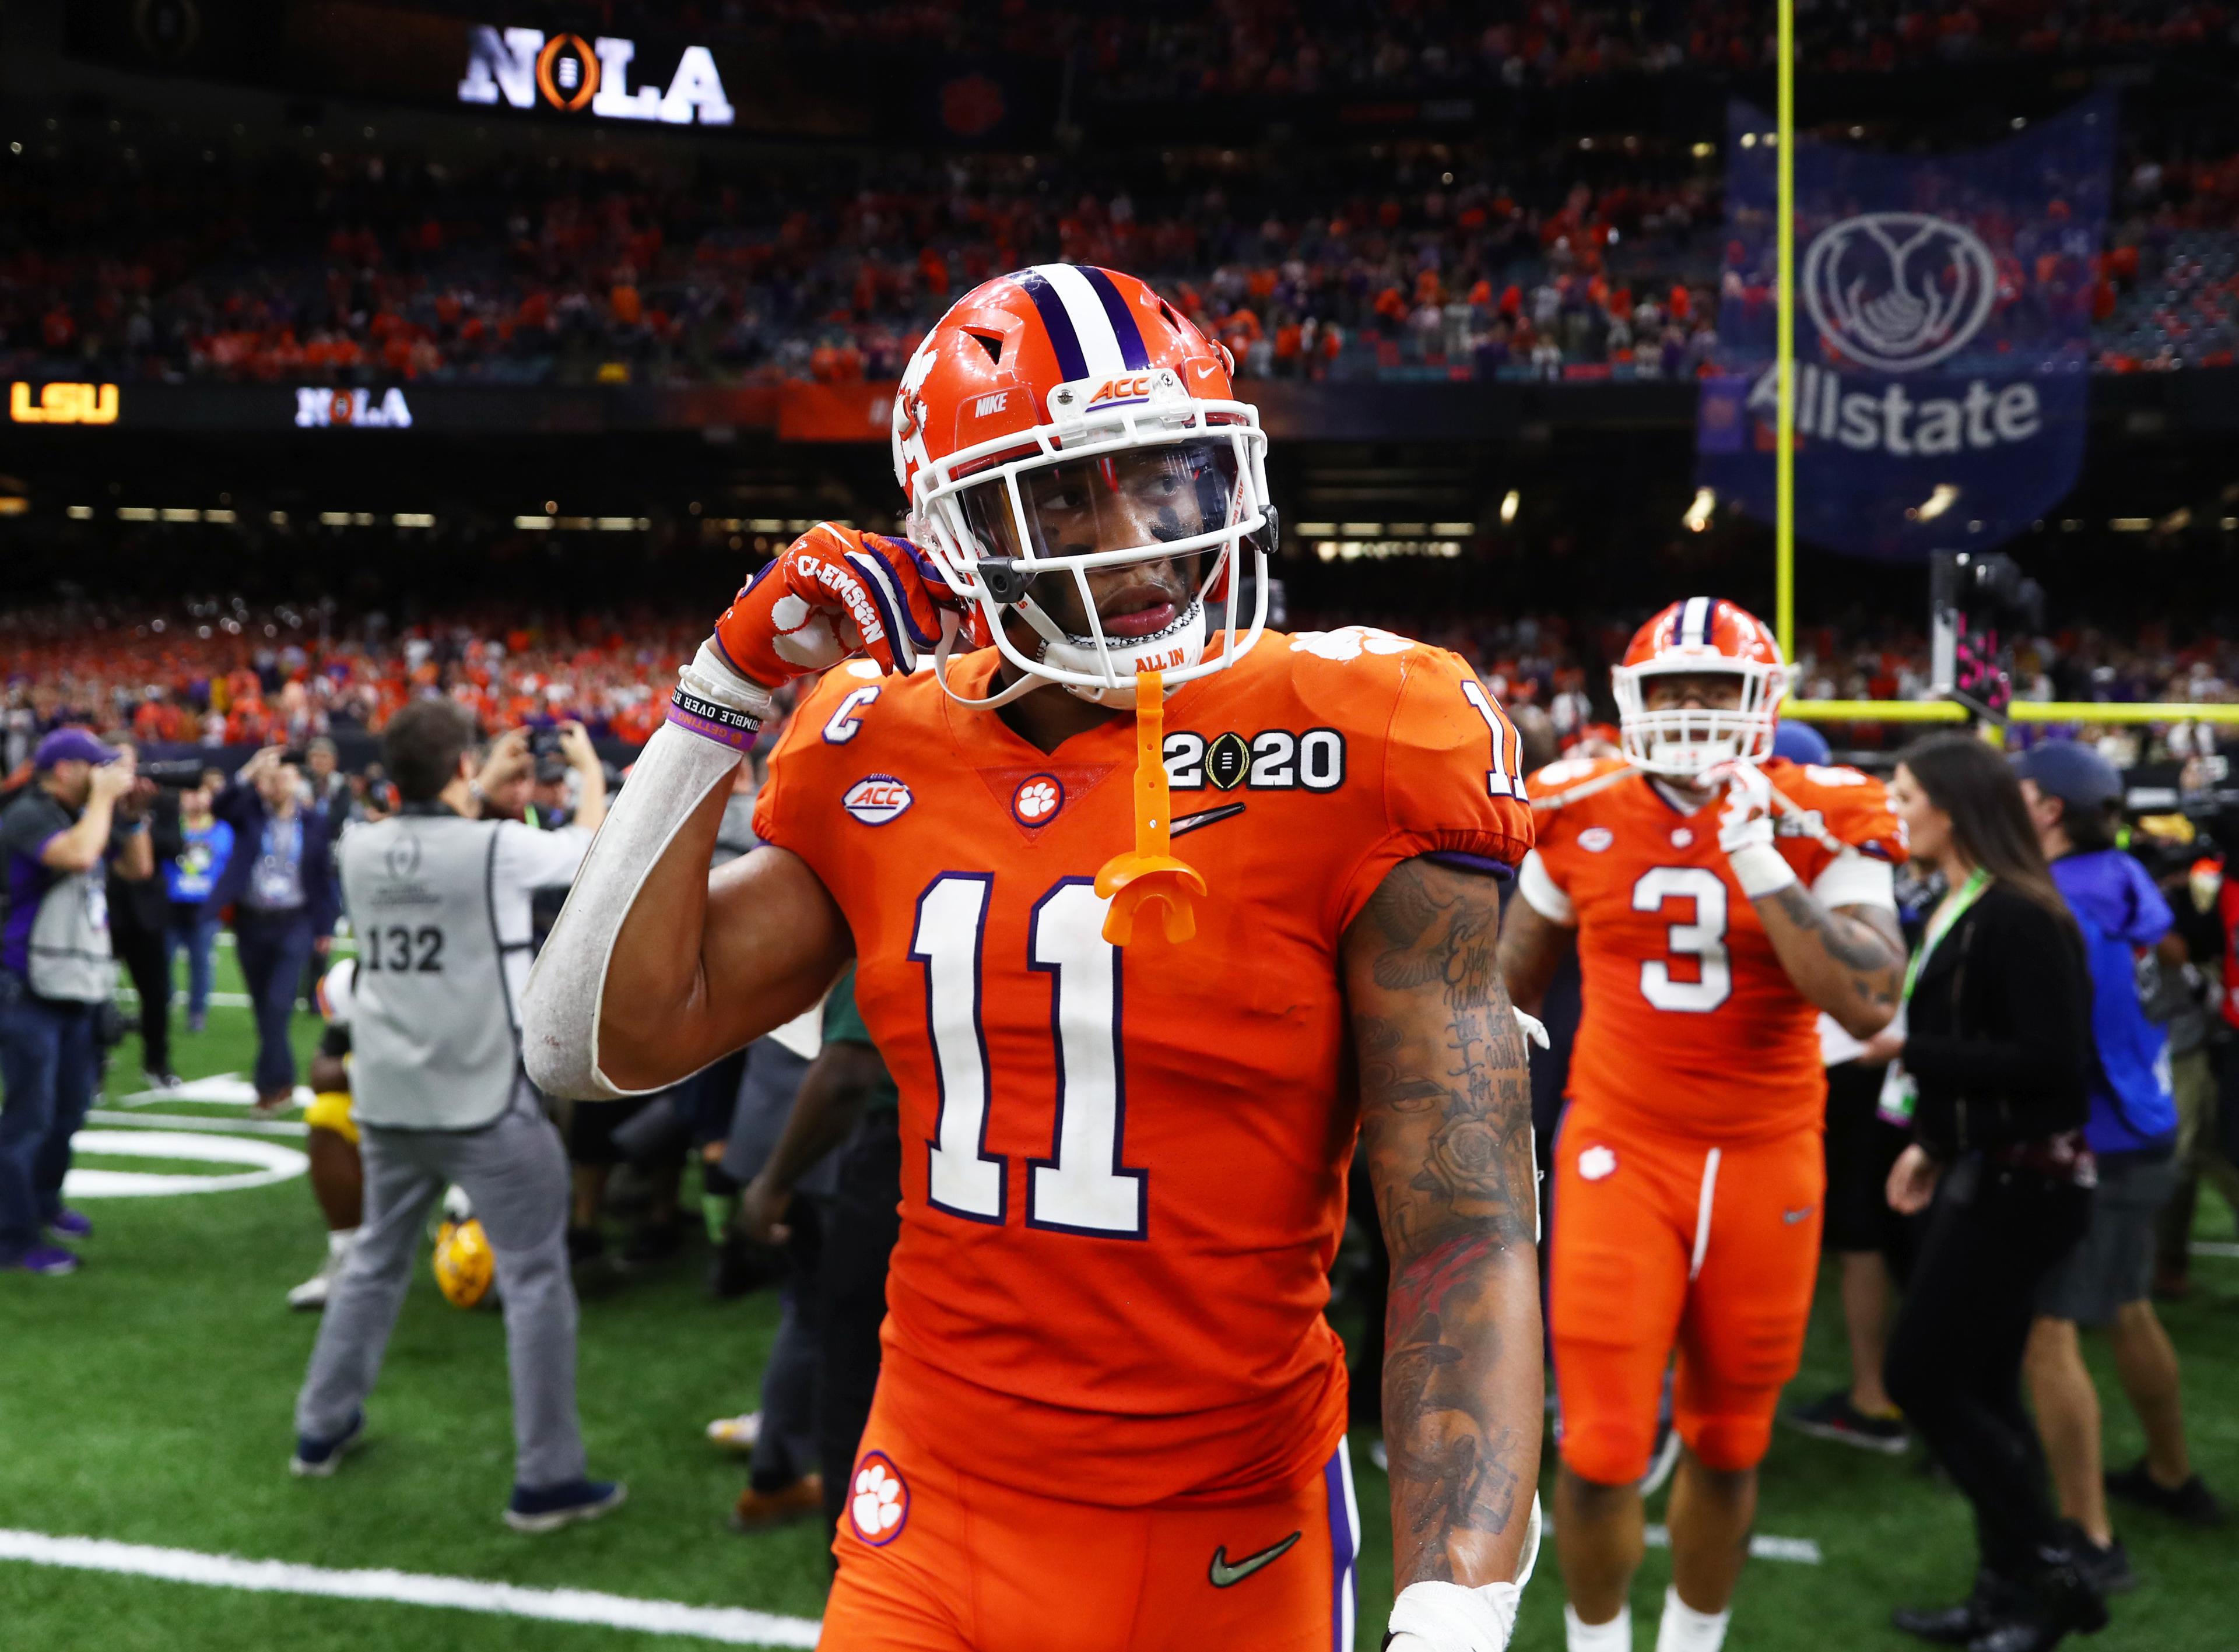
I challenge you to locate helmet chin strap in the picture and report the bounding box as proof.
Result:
[1043,600,1207,708]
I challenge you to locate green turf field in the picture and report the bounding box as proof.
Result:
[2,940,2235,1650]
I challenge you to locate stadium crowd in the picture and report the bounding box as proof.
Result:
[6,114,2239,387]
[408,0,2238,94]
[5,597,2234,773]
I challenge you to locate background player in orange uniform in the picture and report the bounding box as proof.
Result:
[1497,599,1908,1652]
[524,265,1545,1651]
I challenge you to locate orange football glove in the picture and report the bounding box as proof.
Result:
[711,524,981,690]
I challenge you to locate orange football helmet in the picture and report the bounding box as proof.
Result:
[890,263,1274,707]
[1610,597,1788,778]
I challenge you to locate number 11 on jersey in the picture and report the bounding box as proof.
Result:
[911,874,1147,1239]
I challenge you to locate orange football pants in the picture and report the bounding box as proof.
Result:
[1548,1108,1824,1485]
[819,1382,1361,1652]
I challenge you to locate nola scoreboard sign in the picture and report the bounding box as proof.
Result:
[455,26,734,126]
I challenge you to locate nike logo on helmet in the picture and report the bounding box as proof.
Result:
[1209,1530,1301,1587]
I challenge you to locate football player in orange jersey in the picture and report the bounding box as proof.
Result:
[524,265,1546,1651]
[1496,599,1908,1652]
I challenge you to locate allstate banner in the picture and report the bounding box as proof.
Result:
[1697,95,2112,560]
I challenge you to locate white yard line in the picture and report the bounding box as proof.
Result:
[1536,1517,1821,1565]
[115,990,257,1010]
[2192,1240,2239,1259]
[0,1530,821,1648]
[1644,1524,1819,1565]
[85,1109,311,1138]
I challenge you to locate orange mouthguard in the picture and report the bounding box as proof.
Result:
[1093,670,1206,945]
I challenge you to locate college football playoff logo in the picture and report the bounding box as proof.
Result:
[1801,212,1998,374]
[383,832,422,881]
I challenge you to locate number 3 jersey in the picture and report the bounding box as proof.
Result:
[1519,756,1905,1144]
[752,630,1532,1506]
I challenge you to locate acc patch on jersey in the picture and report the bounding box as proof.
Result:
[842,775,913,825]
[848,1451,910,1546]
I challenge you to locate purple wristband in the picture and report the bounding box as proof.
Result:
[665,684,761,751]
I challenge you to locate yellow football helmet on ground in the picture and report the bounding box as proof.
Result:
[433,1217,496,1309]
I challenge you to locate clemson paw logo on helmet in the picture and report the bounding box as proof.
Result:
[1010,774,1064,827]
[849,1453,910,1545]
[1289,626,1413,662]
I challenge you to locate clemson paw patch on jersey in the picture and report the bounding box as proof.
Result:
[849,1452,910,1546]
[1010,773,1064,827]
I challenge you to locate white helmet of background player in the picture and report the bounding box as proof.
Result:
[1610,597,1789,779]
[314,958,355,1028]
[890,263,1276,708]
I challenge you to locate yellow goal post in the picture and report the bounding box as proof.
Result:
[1787,701,2239,726]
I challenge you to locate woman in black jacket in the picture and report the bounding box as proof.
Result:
[1864,733,2104,1652]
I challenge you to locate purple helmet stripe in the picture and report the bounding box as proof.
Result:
[1013,268,1088,383]
[1080,266,1150,371]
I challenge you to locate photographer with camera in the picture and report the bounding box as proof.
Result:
[0,729,153,1276]
[290,702,620,1530]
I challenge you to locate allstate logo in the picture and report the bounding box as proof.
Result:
[1801,212,1998,374]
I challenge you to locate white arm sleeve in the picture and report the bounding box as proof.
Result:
[1387,1494,1541,1651]
[520,720,743,1100]
[1517,849,1576,926]
[1810,847,1895,913]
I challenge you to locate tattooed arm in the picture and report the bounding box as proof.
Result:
[1752,887,1905,1039]
[1343,855,1543,1592]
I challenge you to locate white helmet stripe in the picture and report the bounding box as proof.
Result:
[1680,596,1712,648]
[1029,262,1132,379]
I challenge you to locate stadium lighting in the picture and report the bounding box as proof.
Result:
[1683,487,1716,532]
[1499,490,1520,524]
[1916,484,1960,522]
[1691,142,1714,159]
[66,505,92,519]
[515,514,555,529]
[392,513,436,528]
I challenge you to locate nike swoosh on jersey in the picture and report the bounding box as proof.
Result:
[1783,1204,1818,1224]
[1170,803,1247,839]
[1209,1530,1301,1587]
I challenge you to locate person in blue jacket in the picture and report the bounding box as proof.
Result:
[164,768,235,1034]
[2015,740,2223,1597]
[211,746,340,1109]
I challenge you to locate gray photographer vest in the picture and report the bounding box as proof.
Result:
[27,867,114,1004]
[338,813,522,1131]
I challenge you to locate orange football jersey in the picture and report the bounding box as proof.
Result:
[753,628,1531,1506]
[1524,755,1904,1143]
